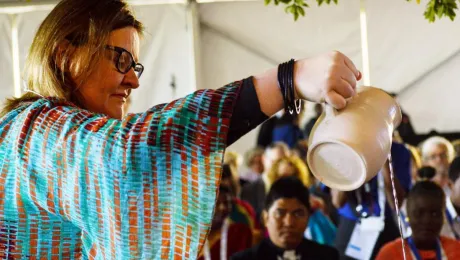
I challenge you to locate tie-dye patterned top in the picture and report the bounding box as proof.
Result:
[0,78,267,259]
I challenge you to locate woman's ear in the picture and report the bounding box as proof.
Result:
[55,39,74,72]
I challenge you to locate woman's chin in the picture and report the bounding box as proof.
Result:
[105,107,124,119]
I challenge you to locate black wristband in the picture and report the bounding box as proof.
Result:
[277,61,289,111]
[278,59,297,114]
[283,60,291,111]
[287,59,295,112]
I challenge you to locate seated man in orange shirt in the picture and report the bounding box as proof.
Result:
[376,181,460,260]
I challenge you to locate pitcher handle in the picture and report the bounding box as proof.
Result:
[324,103,338,119]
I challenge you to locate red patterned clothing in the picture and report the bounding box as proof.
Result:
[198,199,256,260]
[0,78,267,259]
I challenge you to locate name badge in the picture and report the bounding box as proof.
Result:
[345,217,384,260]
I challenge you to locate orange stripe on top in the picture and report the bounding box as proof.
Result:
[128,195,139,255]
[15,173,25,255]
[143,171,153,250]
[174,225,184,259]
[113,178,122,240]
[51,224,61,256]
[185,224,192,259]
[161,211,172,258]
[152,164,159,219]
[181,150,189,216]
[0,160,9,215]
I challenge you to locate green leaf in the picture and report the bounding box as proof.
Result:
[295,0,304,5]
[265,0,458,22]
[424,8,436,22]
[294,10,300,20]
[285,5,294,13]
[448,9,456,21]
[437,5,445,18]
[298,5,306,16]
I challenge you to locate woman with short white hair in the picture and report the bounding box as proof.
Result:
[421,136,455,189]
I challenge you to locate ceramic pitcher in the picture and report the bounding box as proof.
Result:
[306,87,402,191]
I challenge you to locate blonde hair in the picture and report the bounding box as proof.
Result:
[244,147,264,167]
[224,151,242,170]
[1,0,143,117]
[452,139,460,158]
[268,142,290,157]
[267,156,311,188]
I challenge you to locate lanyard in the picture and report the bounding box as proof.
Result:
[203,218,230,260]
[407,237,442,260]
[399,211,412,238]
[377,172,385,219]
[355,172,386,219]
[445,199,460,240]
[445,210,460,240]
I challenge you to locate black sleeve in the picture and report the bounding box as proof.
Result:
[227,77,270,146]
[256,117,277,148]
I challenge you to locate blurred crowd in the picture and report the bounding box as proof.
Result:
[202,105,460,260]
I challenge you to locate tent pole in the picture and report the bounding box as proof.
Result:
[10,14,21,97]
[187,0,202,90]
[359,0,371,86]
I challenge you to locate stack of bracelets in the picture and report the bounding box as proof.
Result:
[278,59,302,114]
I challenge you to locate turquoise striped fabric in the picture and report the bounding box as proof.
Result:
[0,81,241,259]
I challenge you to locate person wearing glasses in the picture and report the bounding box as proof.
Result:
[0,0,361,259]
[421,136,455,192]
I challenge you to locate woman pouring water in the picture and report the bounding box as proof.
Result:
[0,0,361,259]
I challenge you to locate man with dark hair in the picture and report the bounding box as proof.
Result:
[232,177,339,260]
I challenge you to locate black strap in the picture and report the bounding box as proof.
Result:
[278,59,297,113]
[227,77,269,146]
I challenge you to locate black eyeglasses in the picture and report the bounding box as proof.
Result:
[105,45,144,78]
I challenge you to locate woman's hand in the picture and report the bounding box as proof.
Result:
[253,51,361,116]
[294,51,361,109]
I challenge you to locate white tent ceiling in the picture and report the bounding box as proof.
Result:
[0,0,459,154]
